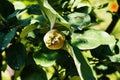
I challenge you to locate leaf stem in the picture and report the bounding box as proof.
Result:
[106,7,120,33]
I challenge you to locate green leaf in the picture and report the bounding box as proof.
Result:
[27,4,41,15]
[67,12,91,30]
[20,65,47,80]
[97,3,109,9]
[109,54,120,63]
[35,15,46,24]
[0,32,5,50]
[75,6,92,14]
[115,39,120,54]
[0,28,16,50]
[76,2,92,14]
[69,0,81,11]
[5,43,26,70]
[18,16,33,27]
[56,50,79,76]
[1,60,7,71]
[7,8,27,20]
[20,24,37,38]
[91,45,113,60]
[117,0,120,6]
[71,29,116,50]
[33,50,58,67]
[63,42,97,80]
[117,39,120,50]
[39,0,71,31]
[39,0,56,29]
[0,0,15,19]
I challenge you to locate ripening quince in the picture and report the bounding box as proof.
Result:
[43,29,65,50]
[109,2,119,12]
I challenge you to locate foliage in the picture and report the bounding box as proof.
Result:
[1,0,120,80]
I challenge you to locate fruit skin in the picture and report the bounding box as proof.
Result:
[109,2,119,12]
[43,29,65,50]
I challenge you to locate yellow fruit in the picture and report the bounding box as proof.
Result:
[43,29,65,50]
[109,2,119,12]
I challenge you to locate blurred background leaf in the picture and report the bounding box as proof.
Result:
[0,28,16,50]
[5,43,26,70]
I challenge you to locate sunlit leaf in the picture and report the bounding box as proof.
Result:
[117,39,120,49]
[63,42,97,80]
[109,54,120,62]
[76,2,92,13]
[39,0,57,29]
[2,70,11,80]
[39,0,71,31]
[70,0,81,11]
[69,76,81,80]
[20,24,37,38]
[5,43,26,70]
[67,12,91,30]
[71,29,116,50]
